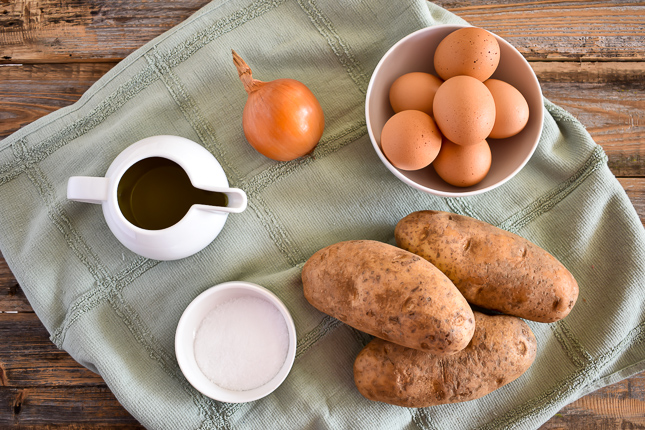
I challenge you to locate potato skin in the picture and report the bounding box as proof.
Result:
[354,312,537,407]
[395,211,578,323]
[302,240,475,354]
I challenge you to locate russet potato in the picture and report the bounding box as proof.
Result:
[353,312,537,407]
[395,211,578,323]
[302,240,475,355]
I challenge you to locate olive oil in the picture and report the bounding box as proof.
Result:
[117,157,228,230]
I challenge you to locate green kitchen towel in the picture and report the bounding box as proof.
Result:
[1,0,644,428]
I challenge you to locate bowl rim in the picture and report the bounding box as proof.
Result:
[175,281,297,403]
[365,24,544,197]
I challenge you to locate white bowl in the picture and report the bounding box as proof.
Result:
[175,281,297,403]
[365,24,544,197]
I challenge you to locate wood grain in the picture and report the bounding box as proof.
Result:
[0,312,104,387]
[435,0,645,61]
[539,81,645,176]
[539,372,645,429]
[533,62,645,178]
[0,253,29,312]
[619,178,645,226]
[0,62,116,138]
[0,0,211,63]
[0,387,142,427]
[0,1,643,63]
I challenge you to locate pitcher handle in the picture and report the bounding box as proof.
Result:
[67,177,110,204]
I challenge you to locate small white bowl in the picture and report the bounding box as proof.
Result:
[175,281,297,403]
[365,24,544,197]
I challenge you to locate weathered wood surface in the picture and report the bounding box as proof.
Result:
[1,0,644,428]
[540,372,645,430]
[0,312,104,387]
[0,62,117,138]
[0,387,142,427]
[1,0,643,63]
[0,0,212,63]
[438,0,645,61]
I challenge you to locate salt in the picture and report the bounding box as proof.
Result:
[194,295,290,391]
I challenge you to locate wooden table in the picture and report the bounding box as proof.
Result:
[1,0,644,427]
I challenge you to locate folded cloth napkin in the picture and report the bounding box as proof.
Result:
[1,0,644,428]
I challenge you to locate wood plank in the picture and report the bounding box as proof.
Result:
[0,312,105,386]
[531,61,645,84]
[534,62,645,178]
[540,372,645,429]
[0,252,31,312]
[540,78,645,177]
[0,0,210,63]
[0,282,30,313]
[0,386,142,427]
[436,0,645,61]
[619,178,645,225]
[0,1,643,63]
[0,62,116,139]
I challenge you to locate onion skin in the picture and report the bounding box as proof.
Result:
[233,50,325,161]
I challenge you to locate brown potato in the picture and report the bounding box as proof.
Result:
[395,211,578,323]
[353,312,537,407]
[302,240,475,354]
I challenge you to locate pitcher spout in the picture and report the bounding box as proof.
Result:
[195,187,247,214]
[222,188,248,213]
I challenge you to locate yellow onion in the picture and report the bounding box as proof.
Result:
[232,50,325,161]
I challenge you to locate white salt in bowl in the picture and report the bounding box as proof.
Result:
[175,281,297,403]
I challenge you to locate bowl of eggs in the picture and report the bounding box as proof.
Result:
[365,24,544,197]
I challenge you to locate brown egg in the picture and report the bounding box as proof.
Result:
[433,137,491,187]
[380,110,442,171]
[389,72,443,116]
[433,76,496,146]
[434,27,500,82]
[484,79,530,139]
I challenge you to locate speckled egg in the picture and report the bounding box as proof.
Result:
[484,79,530,139]
[389,72,443,117]
[433,75,496,146]
[380,110,442,171]
[434,27,500,82]
[432,137,492,187]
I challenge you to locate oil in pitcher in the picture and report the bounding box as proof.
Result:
[117,157,228,230]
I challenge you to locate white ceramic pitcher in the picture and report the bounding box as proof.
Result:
[67,135,247,261]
